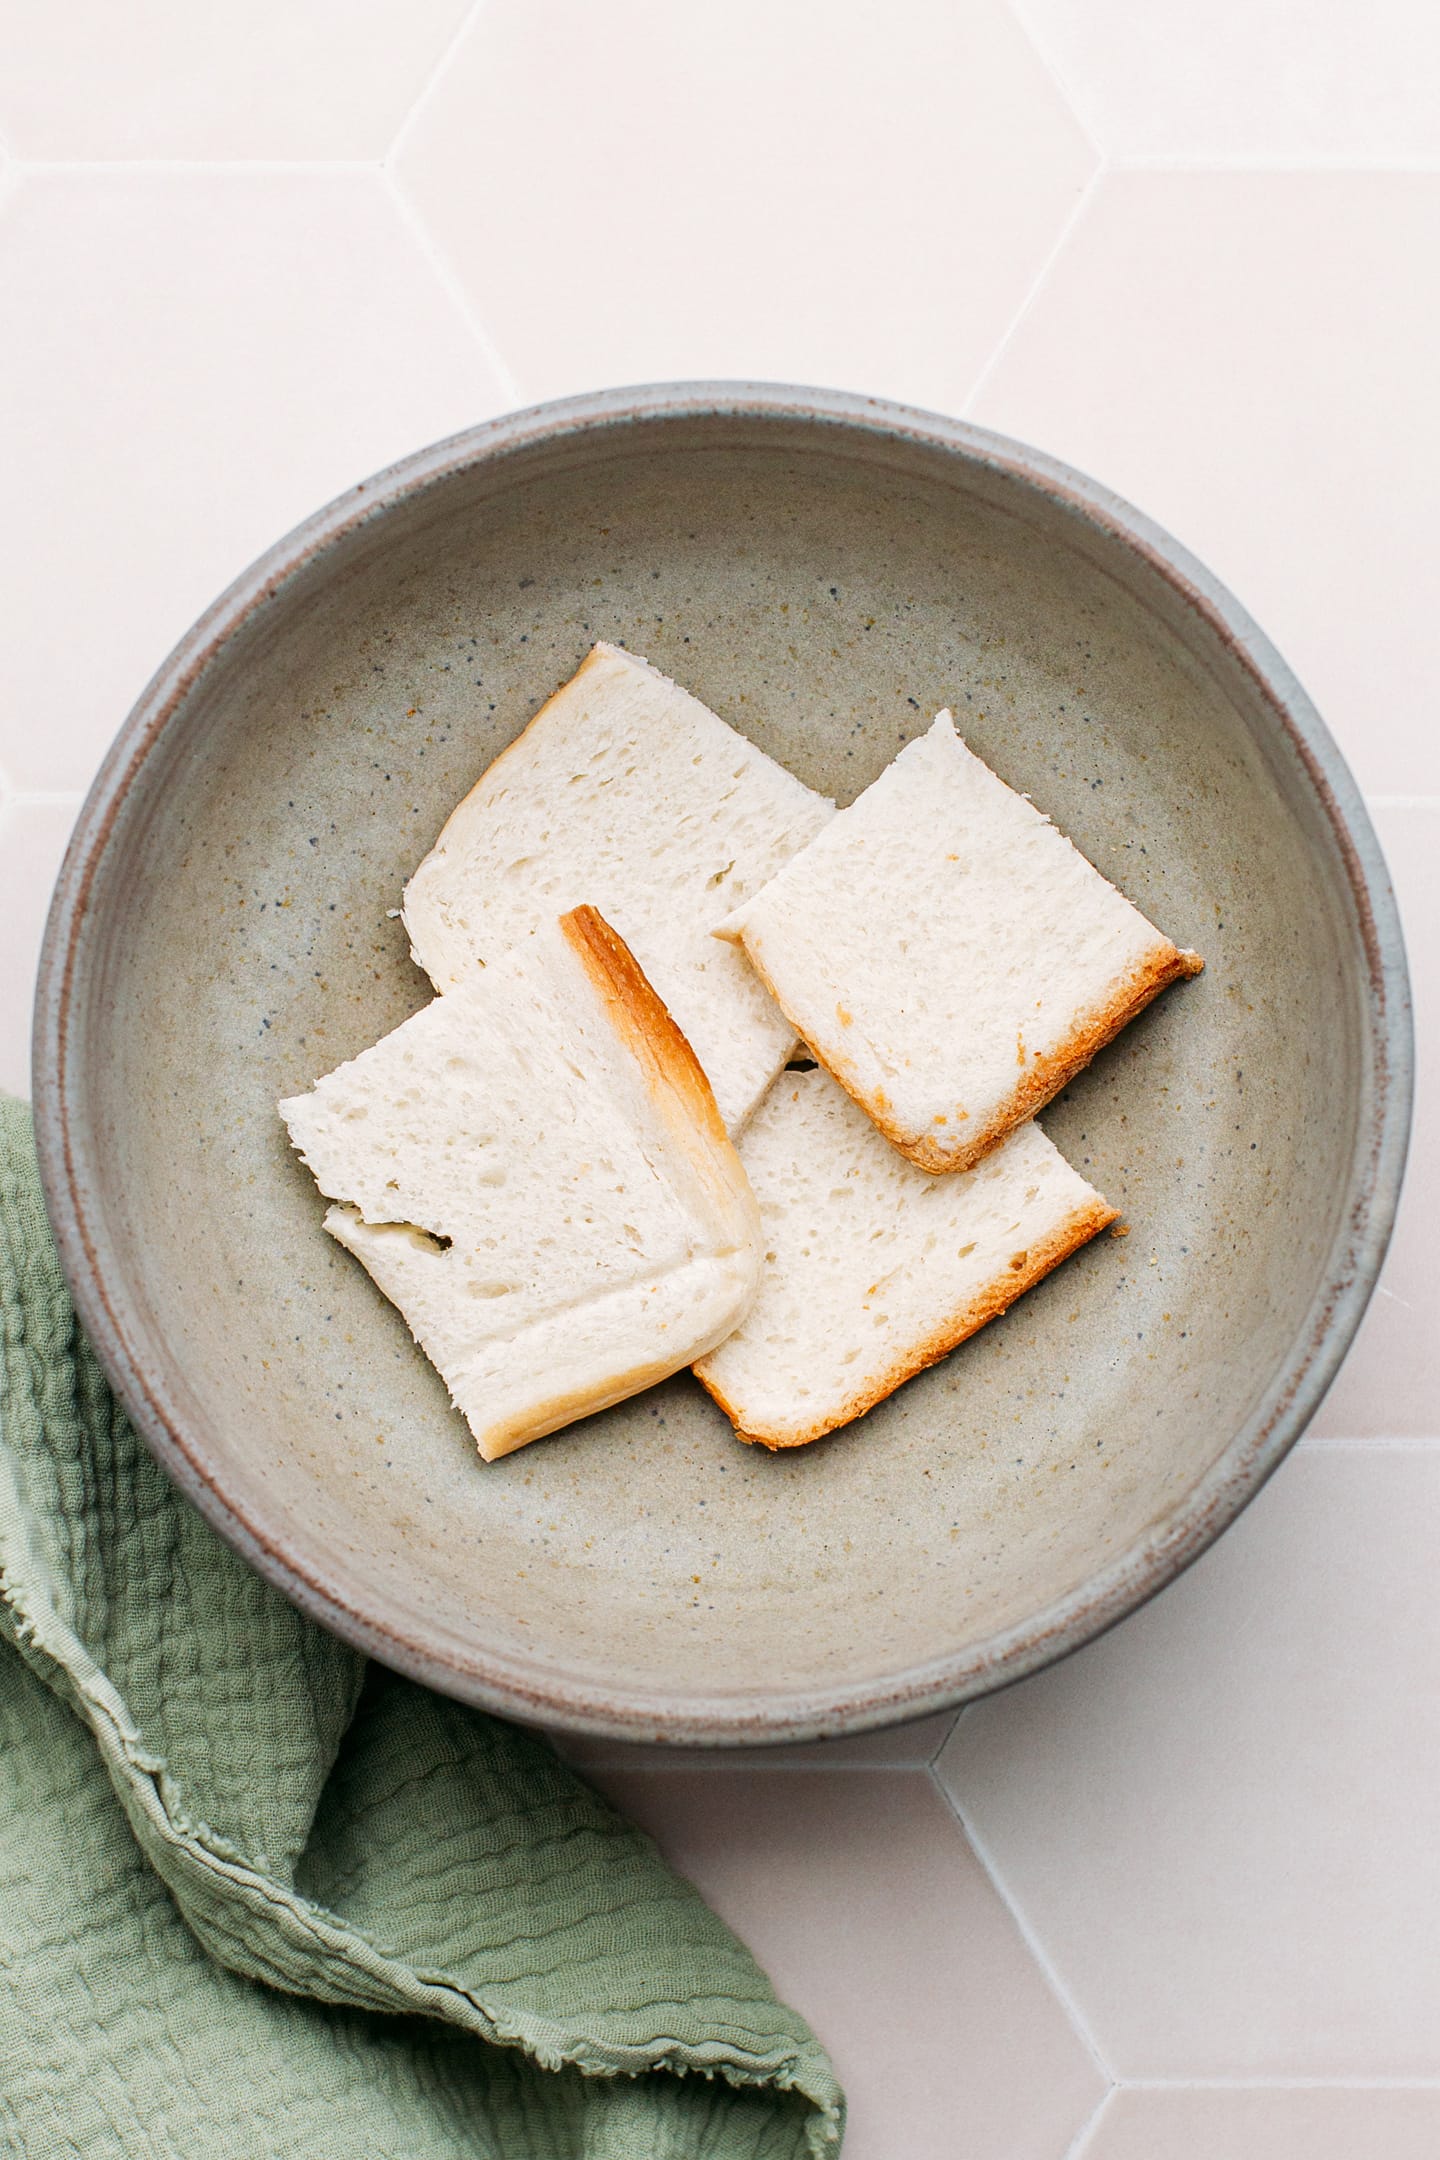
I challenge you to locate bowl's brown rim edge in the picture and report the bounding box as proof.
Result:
[32,380,1415,1747]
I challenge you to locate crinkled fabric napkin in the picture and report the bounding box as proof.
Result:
[0,1098,842,2158]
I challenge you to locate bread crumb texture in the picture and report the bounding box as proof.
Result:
[725,710,1202,1171]
[694,1066,1115,1448]
[401,642,834,1133]
[280,915,760,1460]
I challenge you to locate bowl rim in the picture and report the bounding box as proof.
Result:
[33,381,1414,1746]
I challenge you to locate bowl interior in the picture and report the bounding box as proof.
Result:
[58,410,1375,1736]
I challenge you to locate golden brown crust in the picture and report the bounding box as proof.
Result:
[559,903,729,1148]
[558,905,763,1275]
[479,1346,696,1460]
[738,930,1203,1175]
[693,1193,1118,1448]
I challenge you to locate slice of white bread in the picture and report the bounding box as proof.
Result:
[402,642,835,1135]
[693,1065,1117,1449]
[716,710,1203,1173]
[280,906,761,1461]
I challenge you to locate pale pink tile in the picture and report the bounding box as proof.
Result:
[0,0,471,160]
[1312,806,1436,1437]
[588,1768,1104,2160]
[938,1450,1440,2076]
[0,171,505,795]
[1012,0,1440,160]
[1090,2087,1440,2160]
[0,799,79,1098]
[971,172,1440,796]
[551,1708,958,1772]
[394,0,1094,413]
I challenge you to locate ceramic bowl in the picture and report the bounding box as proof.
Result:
[34,386,1411,1744]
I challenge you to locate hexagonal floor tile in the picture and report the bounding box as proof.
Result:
[937,1449,1440,2077]
[394,0,1094,413]
[1012,0,1440,161]
[1086,2087,1440,2160]
[585,1767,1105,2160]
[1311,806,1437,1438]
[970,171,1440,796]
[0,0,471,159]
[0,171,506,796]
[0,798,80,1098]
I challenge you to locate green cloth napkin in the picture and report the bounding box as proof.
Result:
[0,1098,843,2158]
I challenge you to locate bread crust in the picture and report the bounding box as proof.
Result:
[481,1345,718,1460]
[738,932,1204,1175]
[322,1202,719,1462]
[693,1192,1119,1449]
[559,905,763,1288]
[404,644,619,926]
[305,904,759,1464]
[559,903,730,1149]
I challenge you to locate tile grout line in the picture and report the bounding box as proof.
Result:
[1061,2085,1117,2160]
[380,169,524,410]
[1110,151,1440,173]
[929,1752,1119,2087]
[1125,2075,1440,2091]
[385,0,491,169]
[8,158,383,176]
[1000,0,1106,165]
[926,1711,961,1768]
[378,0,524,408]
[1302,1433,1440,1451]
[961,162,1105,418]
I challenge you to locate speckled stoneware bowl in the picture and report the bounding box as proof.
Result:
[35,385,1411,1744]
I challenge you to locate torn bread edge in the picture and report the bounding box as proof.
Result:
[284,905,762,1461]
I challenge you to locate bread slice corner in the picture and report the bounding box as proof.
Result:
[717,709,1203,1174]
[692,1066,1117,1450]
